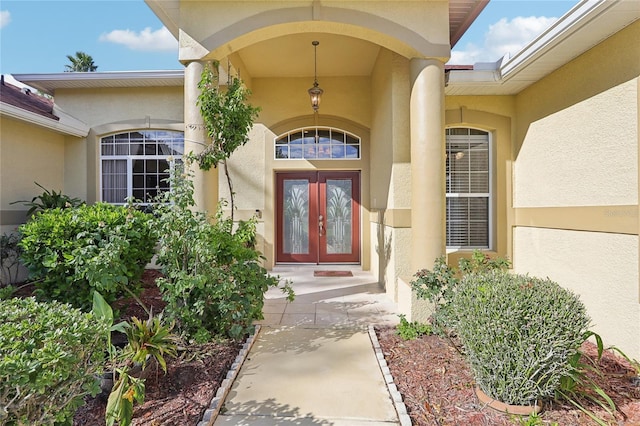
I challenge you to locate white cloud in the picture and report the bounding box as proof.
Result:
[451,16,558,64]
[0,10,11,29]
[99,26,177,52]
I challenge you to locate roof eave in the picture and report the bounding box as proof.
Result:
[0,101,89,137]
[11,70,185,95]
[446,0,640,95]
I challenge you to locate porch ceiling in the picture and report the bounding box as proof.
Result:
[235,33,381,79]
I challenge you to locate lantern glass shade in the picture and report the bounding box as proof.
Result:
[308,83,323,112]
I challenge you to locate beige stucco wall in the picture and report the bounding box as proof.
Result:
[250,77,371,130]
[514,21,639,209]
[175,0,450,62]
[514,79,637,208]
[514,227,640,358]
[368,47,415,306]
[54,87,184,203]
[54,87,184,128]
[511,21,640,357]
[0,117,67,231]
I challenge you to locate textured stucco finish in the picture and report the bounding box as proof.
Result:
[175,0,450,62]
[514,21,639,209]
[1,117,66,213]
[514,80,637,208]
[514,227,640,358]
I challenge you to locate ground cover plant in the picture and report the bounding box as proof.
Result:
[0,297,107,425]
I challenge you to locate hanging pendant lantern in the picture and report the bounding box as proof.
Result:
[308,40,323,113]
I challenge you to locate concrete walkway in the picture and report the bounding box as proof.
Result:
[213,266,401,425]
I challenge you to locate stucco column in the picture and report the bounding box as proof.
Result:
[410,58,446,272]
[184,60,219,214]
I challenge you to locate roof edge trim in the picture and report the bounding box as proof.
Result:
[0,102,90,137]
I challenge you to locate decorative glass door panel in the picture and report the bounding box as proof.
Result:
[276,172,360,264]
[283,179,311,256]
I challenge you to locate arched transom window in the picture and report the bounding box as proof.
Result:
[100,130,183,204]
[275,127,361,160]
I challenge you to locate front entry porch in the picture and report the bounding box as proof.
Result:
[257,265,399,327]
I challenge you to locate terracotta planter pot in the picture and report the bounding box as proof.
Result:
[475,386,543,416]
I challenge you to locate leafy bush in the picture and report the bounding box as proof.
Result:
[0,297,107,425]
[18,203,156,310]
[452,270,590,406]
[411,251,510,333]
[153,165,293,341]
[11,181,84,216]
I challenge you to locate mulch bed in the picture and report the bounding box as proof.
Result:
[15,269,640,425]
[71,269,243,426]
[375,326,640,425]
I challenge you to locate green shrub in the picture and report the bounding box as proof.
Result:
[153,165,293,341]
[411,251,510,333]
[0,297,107,425]
[452,270,590,406]
[18,203,156,310]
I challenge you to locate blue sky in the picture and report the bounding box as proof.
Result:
[0,0,577,77]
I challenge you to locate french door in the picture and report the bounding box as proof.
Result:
[276,171,360,263]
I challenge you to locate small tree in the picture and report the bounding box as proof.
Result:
[65,51,98,72]
[195,62,260,221]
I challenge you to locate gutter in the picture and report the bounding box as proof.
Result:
[499,0,616,79]
[445,58,503,86]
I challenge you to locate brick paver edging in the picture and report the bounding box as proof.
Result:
[197,325,262,426]
[368,325,412,426]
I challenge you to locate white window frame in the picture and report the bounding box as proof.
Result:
[99,130,183,205]
[445,128,492,250]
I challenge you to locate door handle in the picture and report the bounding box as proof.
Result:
[318,215,324,236]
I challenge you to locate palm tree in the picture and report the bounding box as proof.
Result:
[64,51,98,72]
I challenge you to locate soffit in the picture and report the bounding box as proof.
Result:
[10,71,184,96]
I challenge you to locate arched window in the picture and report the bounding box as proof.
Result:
[275,127,361,160]
[100,130,183,204]
[446,128,491,249]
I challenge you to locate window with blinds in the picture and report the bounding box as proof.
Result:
[446,128,490,249]
[100,131,183,204]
